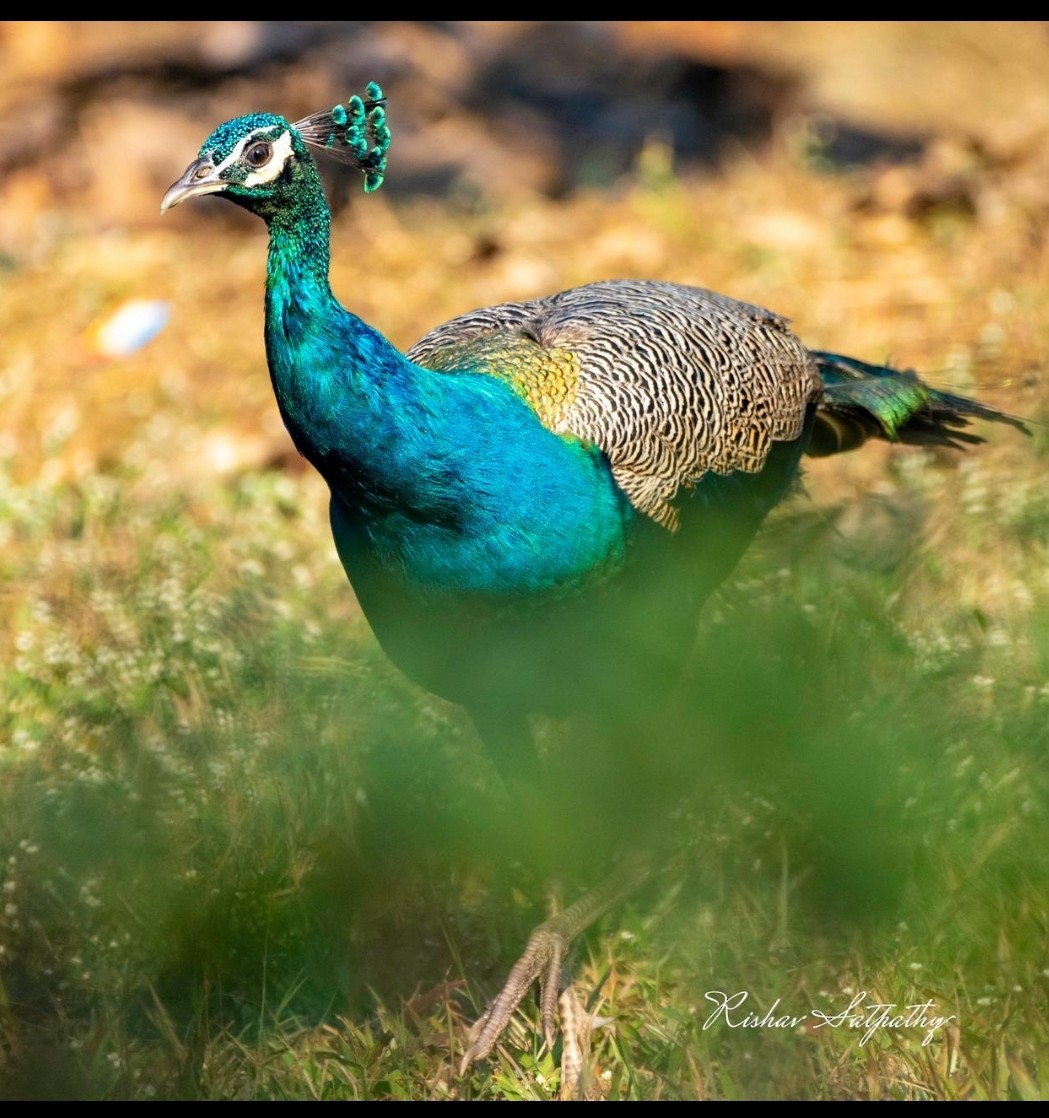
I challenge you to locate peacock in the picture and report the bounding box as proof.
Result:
[161,84,1025,1080]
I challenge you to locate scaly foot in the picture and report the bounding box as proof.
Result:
[460,854,651,1073]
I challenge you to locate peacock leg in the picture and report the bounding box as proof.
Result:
[460,851,650,1072]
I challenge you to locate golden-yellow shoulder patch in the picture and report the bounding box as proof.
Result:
[419,333,580,430]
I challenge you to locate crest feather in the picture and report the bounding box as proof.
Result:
[294,82,391,193]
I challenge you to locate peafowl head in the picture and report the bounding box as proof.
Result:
[161,83,390,220]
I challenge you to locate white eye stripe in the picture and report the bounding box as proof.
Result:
[243,131,295,186]
[214,129,295,187]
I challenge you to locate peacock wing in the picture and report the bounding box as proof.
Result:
[407,279,821,529]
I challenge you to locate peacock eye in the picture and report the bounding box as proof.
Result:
[245,141,272,168]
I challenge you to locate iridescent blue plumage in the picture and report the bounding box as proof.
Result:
[260,188,635,602]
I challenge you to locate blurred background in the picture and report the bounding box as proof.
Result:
[2,21,1047,483]
[0,21,1047,1100]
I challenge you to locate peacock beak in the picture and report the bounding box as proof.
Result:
[161,157,226,213]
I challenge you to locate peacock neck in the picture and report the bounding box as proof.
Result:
[261,189,448,516]
[265,193,333,298]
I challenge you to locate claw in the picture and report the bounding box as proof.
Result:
[460,916,572,1071]
[559,985,600,1100]
[459,854,651,1075]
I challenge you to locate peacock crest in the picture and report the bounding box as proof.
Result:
[294,82,391,193]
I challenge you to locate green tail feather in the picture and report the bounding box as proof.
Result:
[808,351,1028,457]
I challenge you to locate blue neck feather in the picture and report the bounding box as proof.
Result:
[257,163,634,600]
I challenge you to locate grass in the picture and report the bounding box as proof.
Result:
[1,102,1048,1098]
[1,420,1046,1100]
